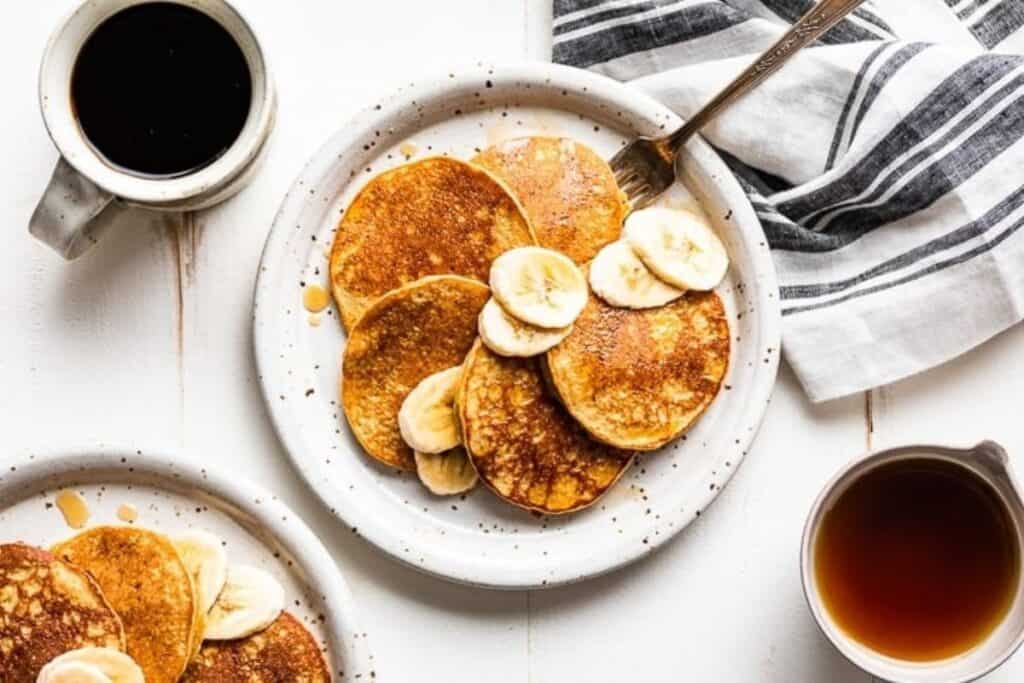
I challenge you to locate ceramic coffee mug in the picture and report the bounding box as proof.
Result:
[30,0,276,259]
[801,441,1024,683]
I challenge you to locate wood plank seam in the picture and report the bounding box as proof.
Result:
[164,210,199,440]
[864,390,874,451]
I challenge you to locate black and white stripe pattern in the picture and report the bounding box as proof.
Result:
[947,0,1024,48]
[554,0,1024,401]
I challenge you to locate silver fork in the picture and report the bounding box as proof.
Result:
[612,0,871,208]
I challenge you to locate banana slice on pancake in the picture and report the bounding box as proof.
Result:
[174,531,227,659]
[414,447,478,496]
[489,247,587,329]
[589,241,685,309]
[174,531,228,617]
[38,648,144,683]
[204,566,284,641]
[399,366,463,454]
[38,661,110,683]
[623,207,728,291]
[478,298,571,357]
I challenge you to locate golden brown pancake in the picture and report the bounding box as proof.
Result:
[457,340,633,514]
[181,612,329,682]
[342,275,489,470]
[51,527,196,683]
[0,543,125,680]
[330,156,534,330]
[472,136,628,264]
[546,289,730,451]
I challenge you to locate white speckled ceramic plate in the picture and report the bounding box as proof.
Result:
[254,62,781,589]
[0,446,374,681]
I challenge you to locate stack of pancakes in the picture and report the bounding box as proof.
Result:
[1,527,327,682]
[333,136,731,515]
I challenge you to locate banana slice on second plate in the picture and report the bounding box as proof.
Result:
[38,662,110,683]
[623,207,729,291]
[204,565,285,640]
[38,648,144,683]
[479,297,571,357]
[489,246,587,329]
[589,241,685,309]
[415,447,478,495]
[174,530,228,616]
[398,366,463,454]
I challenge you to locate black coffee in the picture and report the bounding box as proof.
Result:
[72,3,252,177]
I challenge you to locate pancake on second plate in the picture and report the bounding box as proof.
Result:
[0,543,125,680]
[330,156,534,330]
[342,275,489,470]
[546,289,730,451]
[458,340,633,514]
[51,526,197,683]
[472,136,628,265]
[181,611,329,682]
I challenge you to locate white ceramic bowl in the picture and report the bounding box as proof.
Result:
[254,62,781,589]
[0,445,375,681]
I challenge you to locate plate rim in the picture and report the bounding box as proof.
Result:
[254,61,782,589]
[0,444,375,681]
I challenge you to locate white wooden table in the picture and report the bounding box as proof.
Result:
[4,2,1024,681]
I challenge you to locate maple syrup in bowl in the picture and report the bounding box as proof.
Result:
[802,442,1024,683]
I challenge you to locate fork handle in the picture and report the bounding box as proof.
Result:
[662,0,870,156]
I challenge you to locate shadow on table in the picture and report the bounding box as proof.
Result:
[51,206,193,323]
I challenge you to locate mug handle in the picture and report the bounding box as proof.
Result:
[29,157,115,260]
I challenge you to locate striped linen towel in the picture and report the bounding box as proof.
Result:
[553,0,1024,402]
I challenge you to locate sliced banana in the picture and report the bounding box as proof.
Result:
[589,241,685,309]
[204,565,284,641]
[37,662,110,683]
[479,297,571,357]
[398,366,463,454]
[415,447,478,495]
[623,207,729,291]
[489,246,587,329]
[38,648,144,683]
[174,530,228,615]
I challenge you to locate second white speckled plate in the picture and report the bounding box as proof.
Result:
[0,446,374,681]
[254,62,781,589]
